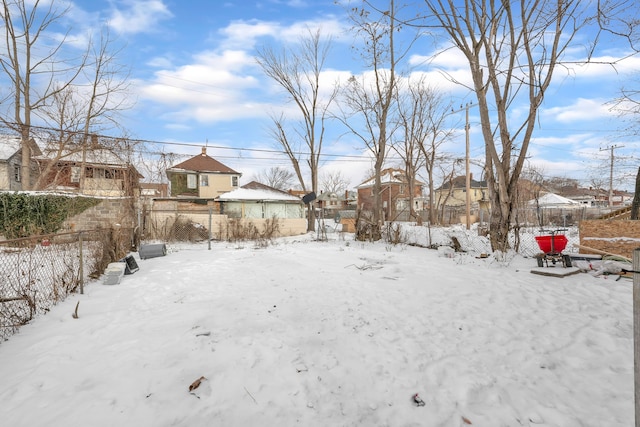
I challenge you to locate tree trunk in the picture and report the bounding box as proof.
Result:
[631,167,640,220]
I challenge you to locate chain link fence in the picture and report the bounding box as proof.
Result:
[393,223,580,258]
[0,228,133,342]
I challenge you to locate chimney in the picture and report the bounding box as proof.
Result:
[201,147,207,156]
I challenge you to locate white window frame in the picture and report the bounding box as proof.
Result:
[71,166,80,183]
[187,174,197,189]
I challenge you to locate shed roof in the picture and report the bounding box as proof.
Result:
[218,181,302,202]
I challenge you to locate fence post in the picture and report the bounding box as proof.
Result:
[634,247,640,427]
[79,232,84,295]
[208,207,212,250]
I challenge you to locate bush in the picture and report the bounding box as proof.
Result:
[0,193,99,239]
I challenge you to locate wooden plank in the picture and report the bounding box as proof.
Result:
[530,267,581,277]
[572,244,632,262]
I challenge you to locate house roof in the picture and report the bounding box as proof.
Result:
[0,135,42,161]
[168,148,239,175]
[357,168,423,188]
[217,181,302,202]
[528,192,580,207]
[437,175,487,190]
[40,148,130,166]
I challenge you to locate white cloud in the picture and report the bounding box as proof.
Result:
[218,17,348,50]
[541,98,614,123]
[107,0,172,35]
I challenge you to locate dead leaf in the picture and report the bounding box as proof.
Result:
[188,376,206,392]
[462,416,472,424]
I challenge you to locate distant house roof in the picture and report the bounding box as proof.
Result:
[357,168,423,189]
[437,175,487,190]
[217,181,302,202]
[41,148,130,167]
[167,147,239,175]
[529,192,580,207]
[0,135,42,160]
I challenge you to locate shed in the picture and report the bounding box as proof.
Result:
[217,181,304,219]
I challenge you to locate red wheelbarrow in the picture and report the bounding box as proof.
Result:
[535,229,572,268]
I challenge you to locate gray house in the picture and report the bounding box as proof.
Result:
[0,135,41,191]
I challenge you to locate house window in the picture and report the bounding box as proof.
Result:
[200,175,209,187]
[187,174,197,189]
[13,165,20,182]
[71,167,80,183]
[232,176,238,187]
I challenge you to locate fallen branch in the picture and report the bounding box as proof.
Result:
[72,301,80,319]
[244,386,258,405]
[572,244,632,262]
[0,296,27,303]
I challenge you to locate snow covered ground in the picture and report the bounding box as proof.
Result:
[0,229,633,426]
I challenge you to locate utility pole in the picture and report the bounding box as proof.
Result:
[600,145,623,208]
[464,102,471,230]
[450,102,473,229]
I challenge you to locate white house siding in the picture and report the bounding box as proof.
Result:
[224,201,303,220]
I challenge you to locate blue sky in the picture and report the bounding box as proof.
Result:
[18,1,640,190]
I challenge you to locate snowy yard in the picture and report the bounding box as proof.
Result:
[0,232,633,427]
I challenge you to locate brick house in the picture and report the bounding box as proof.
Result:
[166,147,241,198]
[356,168,423,221]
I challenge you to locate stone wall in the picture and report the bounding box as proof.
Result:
[578,220,640,259]
[63,197,136,232]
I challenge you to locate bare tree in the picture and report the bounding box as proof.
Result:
[256,28,338,232]
[421,0,635,252]
[29,27,132,191]
[320,170,350,194]
[252,166,296,191]
[0,0,87,190]
[337,0,418,239]
[395,75,456,224]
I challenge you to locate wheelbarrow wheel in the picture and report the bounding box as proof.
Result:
[562,254,572,268]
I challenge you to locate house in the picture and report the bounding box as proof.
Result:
[140,182,169,199]
[166,147,241,198]
[356,168,423,221]
[316,190,357,218]
[0,134,42,191]
[36,146,142,197]
[434,174,488,208]
[217,181,306,236]
[218,181,304,220]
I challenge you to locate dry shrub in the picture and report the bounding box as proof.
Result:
[221,216,281,245]
[89,227,129,279]
[355,210,382,242]
[383,222,406,245]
